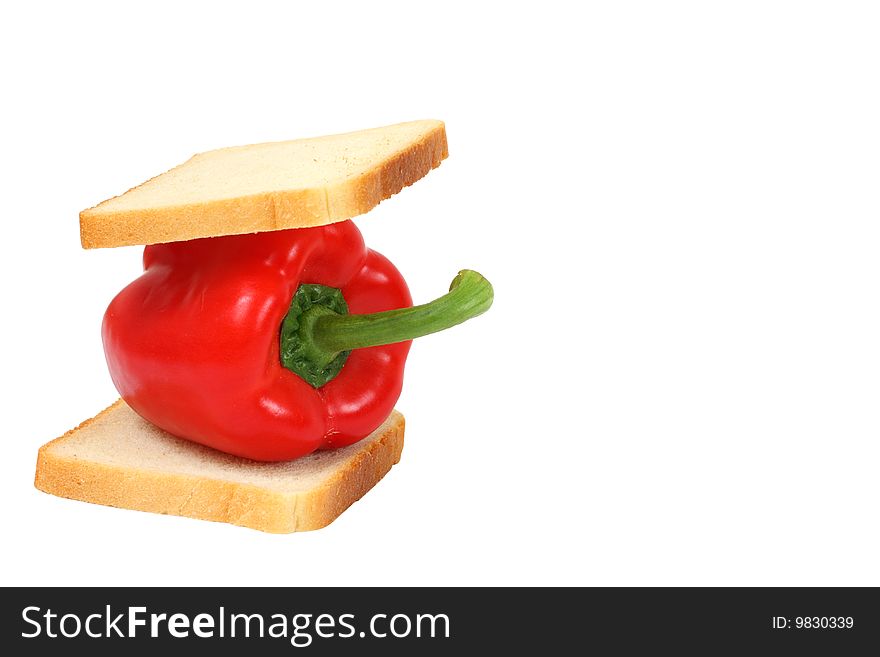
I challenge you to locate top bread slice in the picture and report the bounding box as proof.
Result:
[80,119,448,248]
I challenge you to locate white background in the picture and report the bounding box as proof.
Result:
[2,1,879,586]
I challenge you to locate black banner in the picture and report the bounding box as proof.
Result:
[1,588,877,654]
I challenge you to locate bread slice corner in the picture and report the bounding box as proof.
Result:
[34,400,404,533]
[80,119,448,248]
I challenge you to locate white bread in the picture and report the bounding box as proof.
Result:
[80,119,448,248]
[34,400,405,533]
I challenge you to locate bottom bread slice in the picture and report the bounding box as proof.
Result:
[34,400,404,533]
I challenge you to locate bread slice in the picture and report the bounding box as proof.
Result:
[80,119,447,248]
[34,400,405,533]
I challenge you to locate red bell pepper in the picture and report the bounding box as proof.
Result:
[102,220,492,461]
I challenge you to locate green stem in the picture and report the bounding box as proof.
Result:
[280,270,493,388]
[314,269,493,354]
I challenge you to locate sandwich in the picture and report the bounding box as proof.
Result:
[34,120,492,532]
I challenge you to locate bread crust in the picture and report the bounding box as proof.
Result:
[80,120,448,248]
[34,401,405,533]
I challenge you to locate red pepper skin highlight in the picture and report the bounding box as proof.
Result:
[102,221,412,461]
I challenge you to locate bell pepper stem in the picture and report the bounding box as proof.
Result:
[282,269,493,387]
[310,269,493,356]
